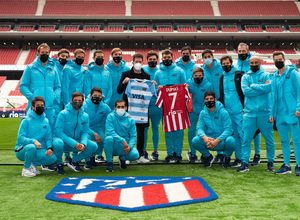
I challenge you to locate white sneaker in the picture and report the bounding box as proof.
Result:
[137,156,150,164]
[22,168,36,177]
[30,164,41,175]
[125,160,130,165]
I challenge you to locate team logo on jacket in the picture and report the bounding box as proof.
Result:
[46,176,218,212]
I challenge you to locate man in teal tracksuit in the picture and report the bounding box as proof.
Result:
[84,50,113,104]
[238,56,275,172]
[154,49,186,163]
[187,67,212,162]
[61,48,87,106]
[219,55,244,167]
[55,92,97,172]
[104,100,139,172]
[106,48,130,109]
[202,49,223,99]
[83,87,111,163]
[272,51,300,175]
[20,43,61,130]
[176,46,197,80]
[143,50,161,160]
[192,91,235,168]
[15,97,64,177]
[236,42,261,165]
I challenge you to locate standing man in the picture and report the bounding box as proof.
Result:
[219,55,244,167]
[83,87,111,164]
[55,92,98,172]
[117,54,151,163]
[104,100,139,172]
[236,42,261,165]
[154,49,186,163]
[192,91,234,168]
[54,48,70,83]
[20,43,61,130]
[15,97,64,177]
[143,50,161,160]
[238,56,275,172]
[176,46,197,80]
[106,48,130,109]
[61,48,86,106]
[84,50,112,104]
[187,67,212,162]
[201,49,223,99]
[272,51,300,175]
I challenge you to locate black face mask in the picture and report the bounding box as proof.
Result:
[113,56,122,64]
[182,55,190,62]
[163,59,172,67]
[91,96,102,105]
[238,53,248,61]
[95,57,104,66]
[75,57,84,65]
[275,61,285,69]
[40,54,49,63]
[250,65,260,73]
[205,100,216,109]
[148,61,157,68]
[72,101,83,110]
[222,65,232,73]
[59,58,68,66]
[35,106,44,115]
[194,78,203,84]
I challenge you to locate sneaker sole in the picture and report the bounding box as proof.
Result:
[41,167,56,172]
[150,155,158,161]
[66,163,80,172]
[275,171,292,175]
[251,161,261,166]
[106,170,113,173]
[237,169,250,173]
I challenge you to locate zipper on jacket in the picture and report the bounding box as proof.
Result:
[73,112,79,138]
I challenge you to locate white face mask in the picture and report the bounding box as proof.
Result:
[204,58,213,66]
[116,108,126,116]
[133,63,142,71]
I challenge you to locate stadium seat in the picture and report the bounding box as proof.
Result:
[16,25,35,32]
[38,25,56,32]
[0,25,11,32]
[221,25,239,32]
[0,0,37,16]
[0,48,20,64]
[83,25,100,32]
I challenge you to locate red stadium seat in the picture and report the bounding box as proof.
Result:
[289,25,300,32]
[201,26,218,32]
[265,25,284,32]
[244,25,263,32]
[83,25,100,32]
[0,48,20,64]
[221,25,238,32]
[63,25,80,32]
[0,25,11,32]
[39,25,56,32]
[0,0,37,16]
[0,76,7,88]
[16,25,35,32]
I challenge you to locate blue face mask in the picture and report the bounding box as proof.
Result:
[204,58,213,66]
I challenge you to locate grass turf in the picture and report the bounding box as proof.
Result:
[0,118,300,220]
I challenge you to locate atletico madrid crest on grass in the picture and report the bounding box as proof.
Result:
[46,176,218,212]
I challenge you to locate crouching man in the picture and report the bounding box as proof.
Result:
[192,91,235,168]
[15,96,63,177]
[104,100,139,172]
[55,92,97,172]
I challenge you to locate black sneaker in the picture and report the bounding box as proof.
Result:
[275,164,292,175]
[119,157,127,169]
[151,151,159,161]
[95,155,106,163]
[200,154,205,163]
[41,164,57,172]
[164,155,175,163]
[295,165,300,176]
[213,154,224,164]
[251,154,261,166]
[267,162,274,172]
[106,162,113,172]
[203,154,214,168]
[90,156,97,166]
[237,163,249,172]
[186,152,197,163]
[57,164,65,175]
[223,157,231,168]
[83,161,93,170]
[64,156,72,165]
[143,151,149,160]
[67,161,82,172]
[174,155,182,163]
[231,159,242,168]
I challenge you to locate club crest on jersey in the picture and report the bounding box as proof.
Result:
[46,176,218,212]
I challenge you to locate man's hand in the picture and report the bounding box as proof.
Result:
[34,140,42,149]
[94,132,102,143]
[207,138,220,149]
[269,117,274,123]
[46,149,53,156]
[265,80,270,84]
[202,136,210,145]
[123,141,130,154]
[151,80,157,85]
[76,143,85,151]
[122,77,130,85]
[296,111,300,117]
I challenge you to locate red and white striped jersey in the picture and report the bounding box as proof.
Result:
[156,84,191,132]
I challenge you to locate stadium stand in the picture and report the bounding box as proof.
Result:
[0,48,20,64]
[16,25,35,32]
[221,25,239,32]
[8,81,21,96]
[43,0,125,16]
[133,26,153,32]
[0,25,11,31]
[265,25,284,32]
[219,1,300,16]
[83,25,101,32]
[289,25,300,32]
[244,25,263,32]
[104,25,124,32]
[0,0,38,16]
[0,76,6,88]
[177,25,197,32]
[201,25,218,32]
[62,25,80,32]
[131,1,214,16]
[38,25,56,32]
[25,49,37,65]
[156,25,173,32]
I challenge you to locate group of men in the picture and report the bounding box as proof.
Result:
[15,42,300,177]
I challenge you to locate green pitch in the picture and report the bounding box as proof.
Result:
[0,118,299,220]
